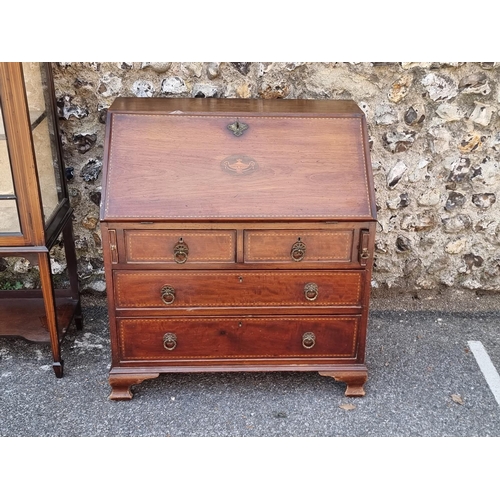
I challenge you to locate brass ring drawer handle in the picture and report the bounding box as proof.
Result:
[304,282,319,301]
[302,332,316,349]
[173,237,189,264]
[161,285,176,305]
[163,333,177,350]
[291,237,306,262]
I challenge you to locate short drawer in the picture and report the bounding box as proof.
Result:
[114,270,364,308]
[117,316,360,361]
[124,230,236,264]
[244,230,354,264]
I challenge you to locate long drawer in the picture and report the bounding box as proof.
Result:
[114,270,364,309]
[117,316,360,361]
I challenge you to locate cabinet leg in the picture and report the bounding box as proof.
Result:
[38,253,63,378]
[62,219,80,299]
[108,372,160,401]
[74,300,83,330]
[62,219,82,331]
[53,361,64,378]
[319,369,368,397]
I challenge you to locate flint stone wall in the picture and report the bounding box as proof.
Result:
[4,62,500,296]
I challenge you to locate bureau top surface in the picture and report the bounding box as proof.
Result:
[101,98,376,222]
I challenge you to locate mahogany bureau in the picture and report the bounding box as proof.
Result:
[100,97,377,400]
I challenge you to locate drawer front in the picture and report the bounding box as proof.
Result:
[244,230,354,264]
[114,270,363,308]
[117,316,360,360]
[124,230,236,264]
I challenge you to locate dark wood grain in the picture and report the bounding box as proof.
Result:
[244,229,354,263]
[117,316,360,361]
[102,97,376,400]
[124,229,236,264]
[113,270,364,309]
[108,97,365,116]
[102,101,376,222]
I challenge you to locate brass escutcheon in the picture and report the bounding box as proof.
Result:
[173,237,189,264]
[227,120,248,137]
[291,237,306,262]
[161,285,176,305]
[163,333,177,350]
[304,282,319,301]
[302,332,316,349]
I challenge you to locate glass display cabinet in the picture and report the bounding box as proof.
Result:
[0,62,82,377]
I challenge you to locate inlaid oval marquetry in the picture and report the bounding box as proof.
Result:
[221,154,258,175]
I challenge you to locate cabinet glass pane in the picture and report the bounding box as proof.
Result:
[0,200,21,232]
[0,98,21,233]
[22,62,63,223]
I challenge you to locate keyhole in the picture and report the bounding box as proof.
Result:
[239,276,243,283]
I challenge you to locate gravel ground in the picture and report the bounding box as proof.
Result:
[2,289,498,498]
[1,289,499,437]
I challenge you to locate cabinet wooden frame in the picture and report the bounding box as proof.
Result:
[0,62,82,377]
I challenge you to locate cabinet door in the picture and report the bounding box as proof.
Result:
[0,62,46,245]
[22,63,66,228]
[0,62,66,246]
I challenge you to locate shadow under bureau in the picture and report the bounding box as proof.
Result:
[100,98,377,400]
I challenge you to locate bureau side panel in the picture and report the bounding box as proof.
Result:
[101,223,122,366]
